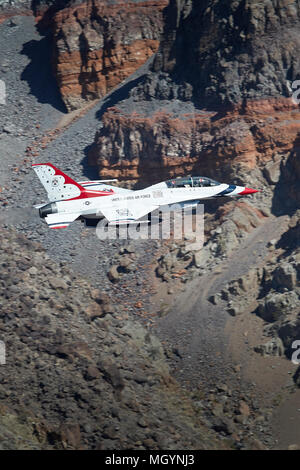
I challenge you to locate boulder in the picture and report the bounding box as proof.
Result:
[263,160,281,184]
[257,291,298,323]
[119,255,136,273]
[48,277,68,290]
[60,423,81,449]
[193,249,210,269]
[227,306,241,316]
[211,417,235,435]
[107,265,120,283]
[254,337,285,357]
[238,401,250,417]
[293,367,300,387]
[278,317,300,353]
[273,263,297,291]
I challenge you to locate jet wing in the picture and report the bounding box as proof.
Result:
[100,202,159,224]
[44,212,81,229]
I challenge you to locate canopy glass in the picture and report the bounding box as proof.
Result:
[165,177,221,188]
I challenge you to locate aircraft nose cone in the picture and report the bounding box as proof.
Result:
[238,187,259,195]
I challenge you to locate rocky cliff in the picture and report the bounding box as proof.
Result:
[142,0,300,107]
[88,0,300,184]
[89,98,300,185]
[1,0,166,110]
[42,0,167,110]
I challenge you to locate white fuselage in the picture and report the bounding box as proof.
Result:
[54,183,242,219]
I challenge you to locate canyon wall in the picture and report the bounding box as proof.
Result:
[1,0,167,110]
[143,0,300,106]
[89,98,300,185]
[88,0,300,184]
[46,0,167,110]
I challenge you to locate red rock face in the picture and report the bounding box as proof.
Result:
[87,0,300,185]
[47,0,167,110]
[88,98,300,185]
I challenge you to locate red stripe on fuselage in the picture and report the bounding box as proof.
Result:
[67,189,114,200]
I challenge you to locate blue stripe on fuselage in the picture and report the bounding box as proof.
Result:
[216,185,236,196]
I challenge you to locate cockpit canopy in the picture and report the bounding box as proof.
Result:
[165,176,221,188]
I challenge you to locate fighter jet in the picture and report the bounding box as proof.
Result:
[32,163,259,229]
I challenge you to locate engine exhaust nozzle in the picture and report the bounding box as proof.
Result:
[39,203,58,219]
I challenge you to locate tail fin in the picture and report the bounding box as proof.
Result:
[32,163,86,202]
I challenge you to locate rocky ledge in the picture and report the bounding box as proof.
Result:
[137,0,300,107]
[88,98,300,185]
[40,0,168,111]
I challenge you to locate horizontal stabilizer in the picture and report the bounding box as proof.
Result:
[44,212,80,229]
